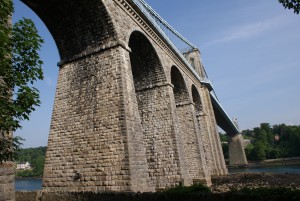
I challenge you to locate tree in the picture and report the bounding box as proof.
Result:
[252,129,269,160]
[0,0,44,163]
[243,123,300,161]
[288,127,300,156]
[279,0,300,14]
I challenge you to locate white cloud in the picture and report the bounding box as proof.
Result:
[203,15,287,47]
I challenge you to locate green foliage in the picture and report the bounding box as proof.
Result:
[0,136,23,162]
[0,0,44,163]
[16,146,46,177]
[0,0,13,63]
[164,183,211,194]
[288,127,300,156]
[241,129,253,139]
[243,123,300,161]
[2,17,44,131]
[220,123,300,161]
[221,142,229,159]
[279,0,300,14]
[219,133,228,142]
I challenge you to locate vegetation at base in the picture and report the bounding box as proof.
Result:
[220,123,300,161]
[230,187,300,201]
[164,183,211,194]
[15,146,46,177]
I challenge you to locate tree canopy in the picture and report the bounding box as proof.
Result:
[16,146,46,177]
[0,0,44,163]
[279,0,300,14]
[220,123,300,161]
[245,124,300,161]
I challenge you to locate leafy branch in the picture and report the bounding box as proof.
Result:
[0,0,44,163]
[279,0,300,14]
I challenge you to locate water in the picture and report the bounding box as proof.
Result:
[15,178,42,191]
[15,165,300,191]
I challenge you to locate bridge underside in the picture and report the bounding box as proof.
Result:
[210,94,238,136]
[210,94,248,166]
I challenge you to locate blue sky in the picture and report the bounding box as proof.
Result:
[13,0,300,148]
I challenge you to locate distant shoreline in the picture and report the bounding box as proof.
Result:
[15,177,42,180]
[228,157,300,168]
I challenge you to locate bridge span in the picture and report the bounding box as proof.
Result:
[20,0,247,192]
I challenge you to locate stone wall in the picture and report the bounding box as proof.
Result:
[21,0,228,192]
[0,163,15,201]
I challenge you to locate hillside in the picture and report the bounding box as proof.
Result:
[15,146,46,177]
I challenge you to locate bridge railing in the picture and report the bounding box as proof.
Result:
[131,0,196,52]
[131,0,209,84]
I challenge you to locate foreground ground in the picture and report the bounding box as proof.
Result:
[16,173,300,201]
[211,172,300,192]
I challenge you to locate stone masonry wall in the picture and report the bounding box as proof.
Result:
[191,86,213,175]
[176,103,207,179]
[0,163,15,201]
[22,0,228,192]
[201,88,227,175]
[43,46,152,192]
[22,0,117,62]
[136,86,183,189]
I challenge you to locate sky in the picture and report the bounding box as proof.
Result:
[13,0,300,148]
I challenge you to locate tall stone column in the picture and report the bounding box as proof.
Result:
[0,162,15,201]
[201,88,227,175]
[176,101,210,185]
[195,113,213,175]
[228,134,248,166]
[135,83,193,189]
[43,45,153,192]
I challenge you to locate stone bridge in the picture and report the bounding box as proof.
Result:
[20,0,247,192]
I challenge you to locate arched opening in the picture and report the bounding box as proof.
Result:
[192,85,202,114]
[16,0,139,192]
[129,31,184,188]
[21,0,117,61]
[129,31,166,89]
[191,85,213,172]
[13,1,60,149]
[171,66,189,104]
[171,67,206,179]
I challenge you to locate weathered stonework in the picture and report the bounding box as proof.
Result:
[21,0,229,192]
[0,163,15,201]
[228,134,248,166]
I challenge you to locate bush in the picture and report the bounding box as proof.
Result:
[164,182,211,194]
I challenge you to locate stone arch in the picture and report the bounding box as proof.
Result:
[170,67,208,180]
[191,84,214,175]
[191,85,203,114]
[129,31,167,89]
[129,31,186,188]
[21,0,118,61]
[171,66,189,104]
